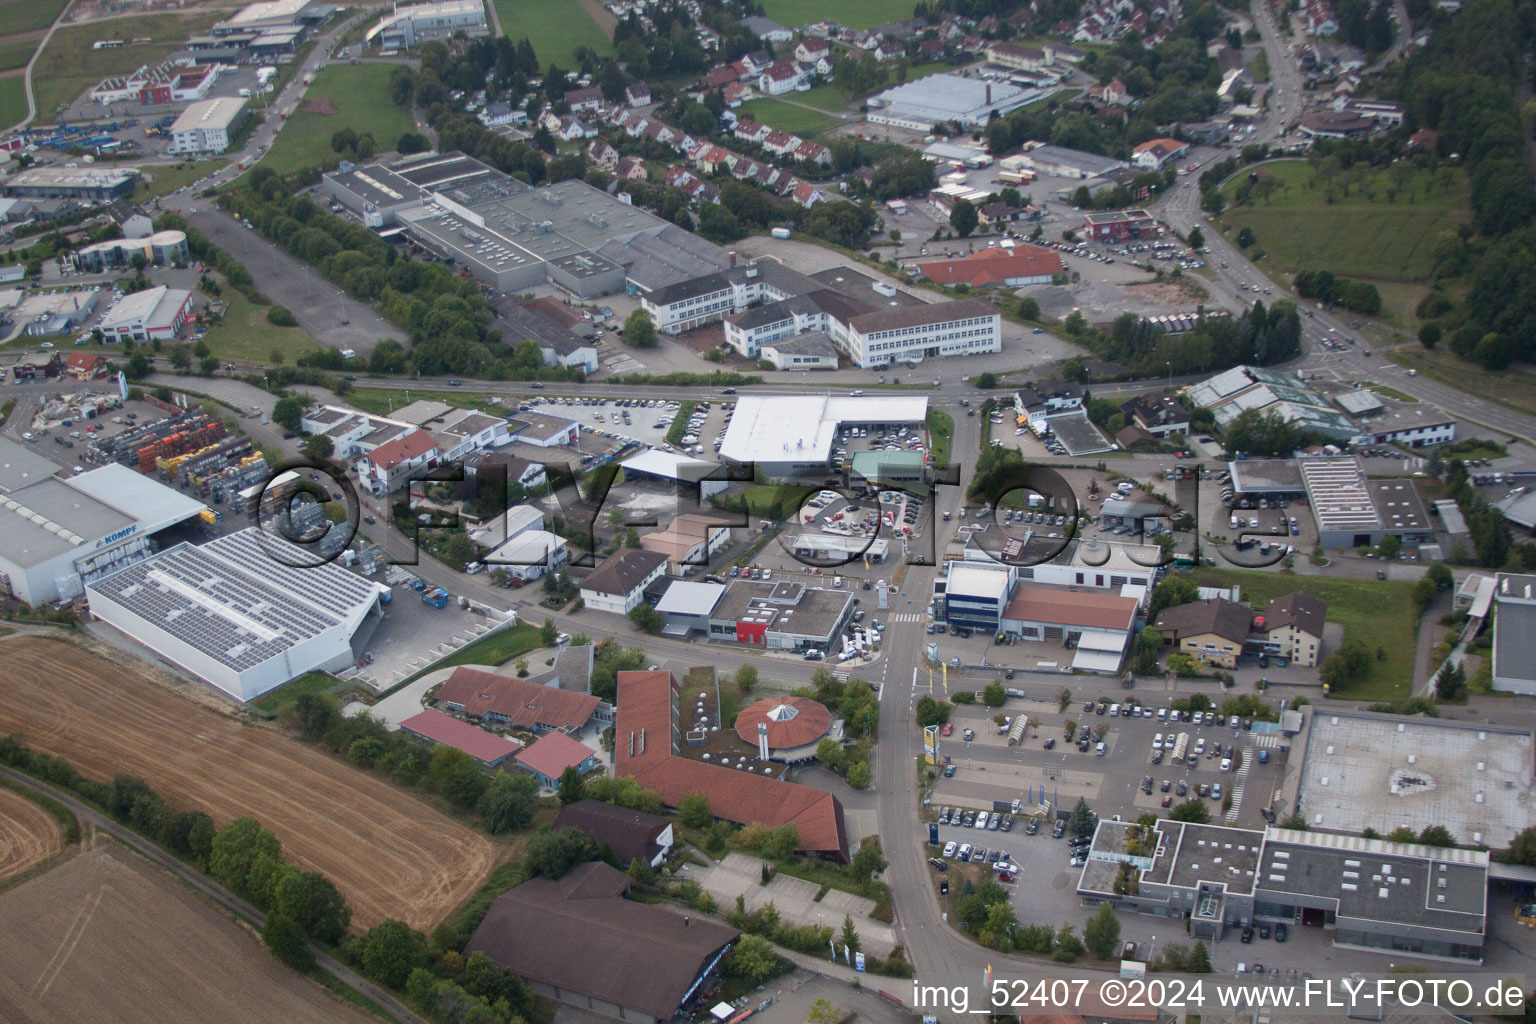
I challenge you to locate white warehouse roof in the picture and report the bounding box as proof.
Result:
[170,97,248,135]
[720,395,928,464]
[99,285,190,331]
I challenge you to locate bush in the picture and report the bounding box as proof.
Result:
[266,306,298,327]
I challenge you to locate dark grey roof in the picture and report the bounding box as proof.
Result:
[554,798,670,864]
[467,862,738,1020]
[846,297,997,334]
[524,643,596,693]
[580,548,668,597]
[763,331,837,357]
[808,266,927,307]
[1153,597,1252,644]
[1264,591,1326,639]
[494,300,587,356]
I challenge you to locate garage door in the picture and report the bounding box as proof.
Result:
[1043,625,1063,641]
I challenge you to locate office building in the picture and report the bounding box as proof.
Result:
[168,97,249,155]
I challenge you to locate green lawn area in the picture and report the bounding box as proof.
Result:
[398,622,544,685]
[927,409,952,466]
[0,76,25,129]
[1392,347,1536,424]
[134,159,225,201]
[262,63,415,176]
[3,0,68,34]
[1218,160,1468,283]
[200,289,325,364]
[492,0,613,60]
[249,670,347,713]
[1191,568,1417,701]
[794,83,853,113]
[761,0,915,30]
[0,40,38,71]
[736,97,840,136]
[31,12,219,120]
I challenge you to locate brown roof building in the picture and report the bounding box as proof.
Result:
[467,861,738,1024]
[734,695,835,760]
[916,245,1063,288]
[579,548,670,614]
[616,670,849,861]
[434,667,603,732]
[1259,591,1327,667]
[1003,587,1140,631]
[554,798,674,867]
[1152,597,1253,669]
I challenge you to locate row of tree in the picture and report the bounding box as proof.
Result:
[1062,300,1301,379]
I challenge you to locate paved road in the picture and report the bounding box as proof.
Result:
[0,764,427,1024]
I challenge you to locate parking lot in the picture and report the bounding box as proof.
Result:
[931,695,1287,831]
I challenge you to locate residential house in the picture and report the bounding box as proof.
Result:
[1152,597,1253,669]
[1132,137,1189,171]
[515,731,600,789]
[565,85,605,112]
[1119,393,1189,438]
[587,138,619,172]
[791,182,825,208]
[796,140,832,166]
[795,36,831,63]
[1087,77,1129,104]
[579,548,670,614]
[615,155,649,181]
[1257,592,1326,668]
[740,50,773,76]
[722,80,752,106]
[690,144,733,174]
[758,59,803,95]
[873,42,904,61]
[624,82,652,107]
[762,129,802,157]
[555,116,596,141]
[733,119,771,145]
[479,102,522,128]
[701,64,739,90]
[355,428,439,495]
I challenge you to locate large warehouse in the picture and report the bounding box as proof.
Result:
[0,457,207,605]
[719,394,928,479]
[866,74,1039,130]
[999,585,1140,673]
[86,527,388,701]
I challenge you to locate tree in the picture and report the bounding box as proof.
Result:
[949,198,978,238]
[1418,824,1458,847]
[915,696,951,726]
[628,604,662,634]
[558,765,586,805]
[1058,688,1073,712]
[1187,940,1213,973]
[428,745,488,809]
[1132,625,1163,675]
[846,761,871,789]
[982,681,1006,707]
[1498,826,1536,866]
[1188,226,1205,249]
[524,826,598,878]
[351,919,430,988]
[263,913,314,971]
[1067,797,1097,836]
[974,371,999,389]
[725,934,779,983]
[816,737,846,771]
[622,309,657,348]
[762,823,800,860]
[479,770,538,833]
[1147,575,1198,617]
[1017,297,1041,320]
[736,664,759,693]
[1083,900,1121,959]
[1236,226,1256,249]
[274,871,351,944]
[541,618,559,646]
[808,998,841,1024]
[1419,322,1442,349]
[303,434,334,460]
[209,817,282,900]
[849,836,886,887]
[272,396,305,432]
[678,792,713,829]
[1169,799,1211,823]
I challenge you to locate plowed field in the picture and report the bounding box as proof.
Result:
[0,786,63,882]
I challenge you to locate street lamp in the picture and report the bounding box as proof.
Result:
[1166,361,1172,390]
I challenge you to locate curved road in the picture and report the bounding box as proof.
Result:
[0,764,428,1024]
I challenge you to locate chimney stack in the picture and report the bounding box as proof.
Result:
[986,84,992,104]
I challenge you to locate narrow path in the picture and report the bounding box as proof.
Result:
[15,0,74,129]
[0,765,428,1024]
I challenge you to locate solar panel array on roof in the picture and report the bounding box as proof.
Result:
[1299,457,1380,533]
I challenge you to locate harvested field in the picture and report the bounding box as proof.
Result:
[0,845,372,1024]
[0,635,507,930]
[301,95,338,115]
[0,786,63,882]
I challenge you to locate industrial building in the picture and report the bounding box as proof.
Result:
[1299,457,1433,549]
[86,527,389,701]
[1080,208,1158,241]
[1078,819,1489,964]
[97,285,193,342]
[71,230,189,273]
[1186,365,1357,439]
[3,167,138,201]
[998,585,1139,672]
[718,394,928,479]
[1491,573,1536,695]
[366,0,487,49]
[705,579,854,651]
[638,512,733,575]
[324,153,727,299]
[1294,707,1536,850]
[167,97,249,155]
[915,244,1063,288]
[940,563,1015,632]
[0,458,206,605]
[467,861,738,1024]
[1018,144,1127,180]
[866,74,1038,130]
[619,449,731,500]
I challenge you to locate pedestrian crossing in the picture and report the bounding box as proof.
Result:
[1224,749,1252,823]
[1255,733,1279,749]
[891,613,923,623]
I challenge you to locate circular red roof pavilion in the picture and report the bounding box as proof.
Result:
[734,695,834,755]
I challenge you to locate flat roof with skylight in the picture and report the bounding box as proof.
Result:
[719,395,928,465]
[1296,708,1536,847]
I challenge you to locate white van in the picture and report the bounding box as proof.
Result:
[1152,732,1164,750]
[1109,703,1121,716]
[1095,741,1107,756]
[832,576,843,588]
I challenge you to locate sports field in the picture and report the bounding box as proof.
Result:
[1219,160,1468,282]
[263,63,416,175]
[0,845,373,1024]
[493,0,613,60]
[0,786,62,883]
[761,0,913,30]
[0,635,507,931]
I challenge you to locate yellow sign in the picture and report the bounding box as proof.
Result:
[923,725,940,765]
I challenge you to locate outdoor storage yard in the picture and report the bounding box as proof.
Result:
[0,844,372,1024]
[0,785,63,883]
[0,635,507,931]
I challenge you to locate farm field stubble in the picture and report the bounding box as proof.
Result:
[0,635,508,931]
[0,785,63,882]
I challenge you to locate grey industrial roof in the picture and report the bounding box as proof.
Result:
[509,411,577,441]
[87,527,381,673]
[1229,459,1304,493]
[1099,497,1166,519]
[656,580,725,616]
[809,266,929,308]
[1366,479,1430,531]
[1145,820,1263,895]
[871,73,1033,122]
[710,579,851,639]
[1494,599,1536,685]
[1334,389,1385,415]
[0,436,60,493]
[847,297,997,334]
[0,477,137,567]
[1300,457,1382,534]
[1259,828,1487,932]
[763,331,838,358]
[1024,144,1126,176]
[595,225,729,292]
[1050,412,1115,455]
